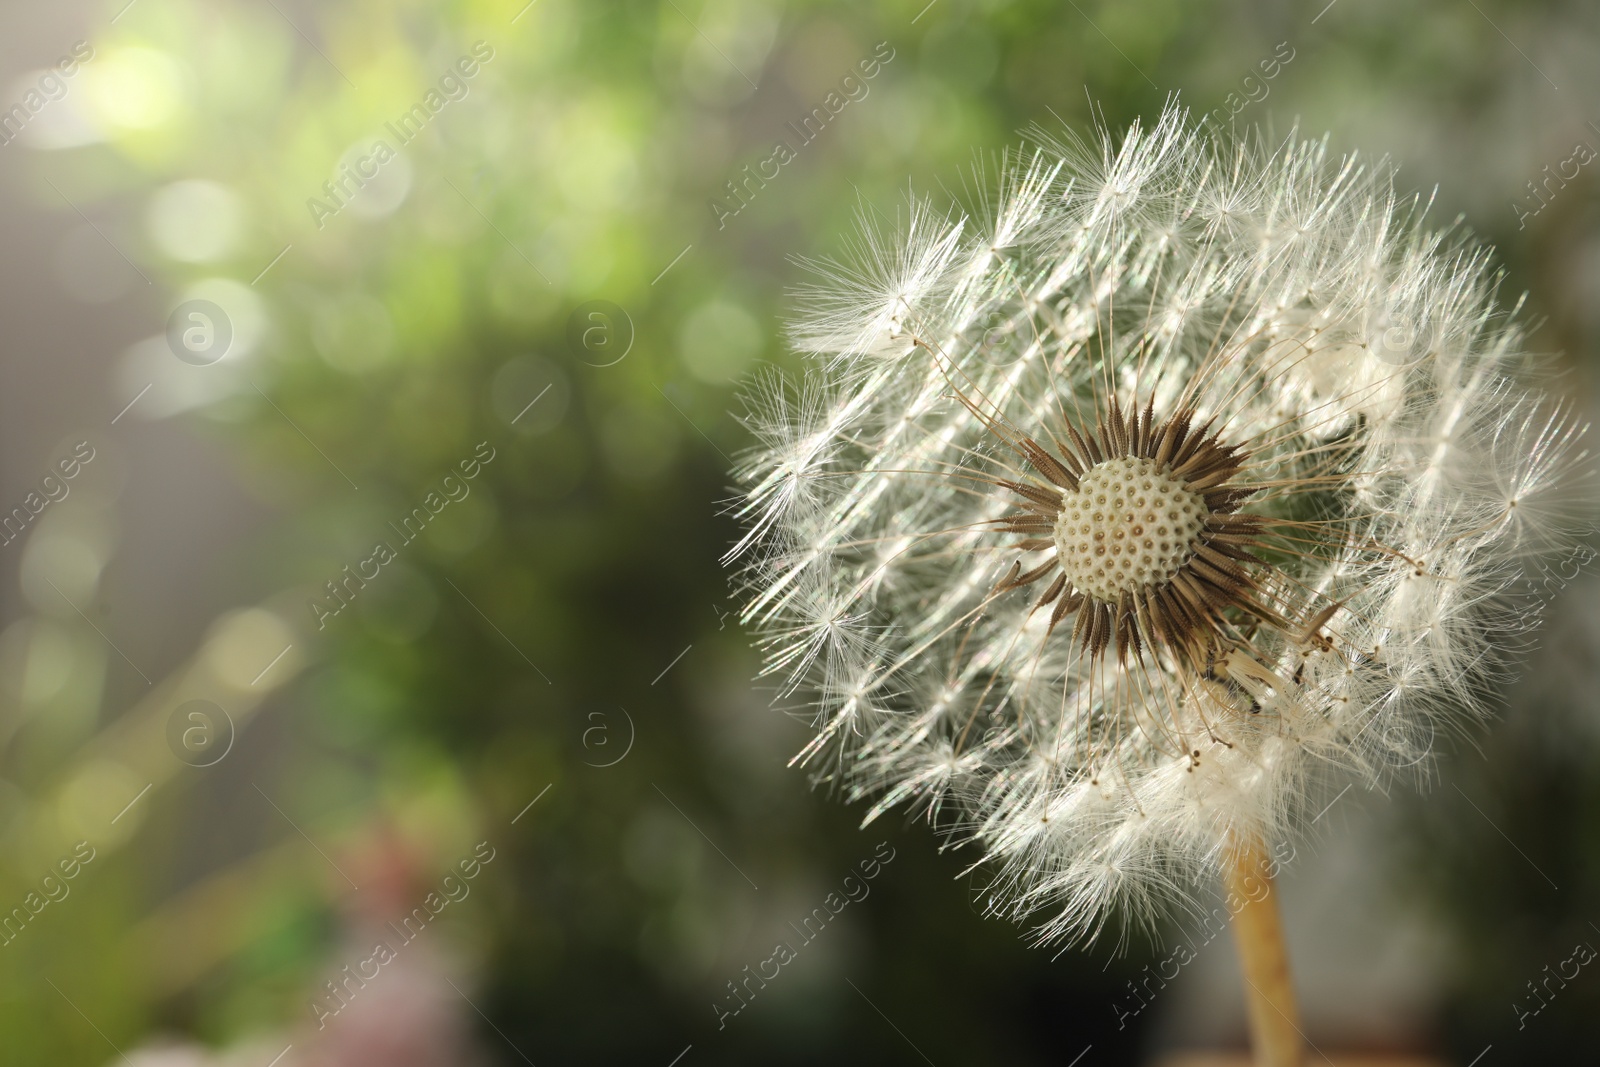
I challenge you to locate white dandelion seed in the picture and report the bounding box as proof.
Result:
[729,102,1592,1060]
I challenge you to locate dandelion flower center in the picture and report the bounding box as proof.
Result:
[1052,457,1206,600]
[990,401,1278,664]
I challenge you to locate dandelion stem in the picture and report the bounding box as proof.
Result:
[1225,835,1302,1067]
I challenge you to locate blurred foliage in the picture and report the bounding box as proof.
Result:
[0,0,1594,1063]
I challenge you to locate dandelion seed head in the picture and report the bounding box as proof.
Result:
[731,102,1594,946]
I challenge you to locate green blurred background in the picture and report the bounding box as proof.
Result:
[0,0,1596,1063]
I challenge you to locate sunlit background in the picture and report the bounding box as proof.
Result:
[0,0,1597,1063]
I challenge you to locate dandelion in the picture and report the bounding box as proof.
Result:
[730,103,1592,1063]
